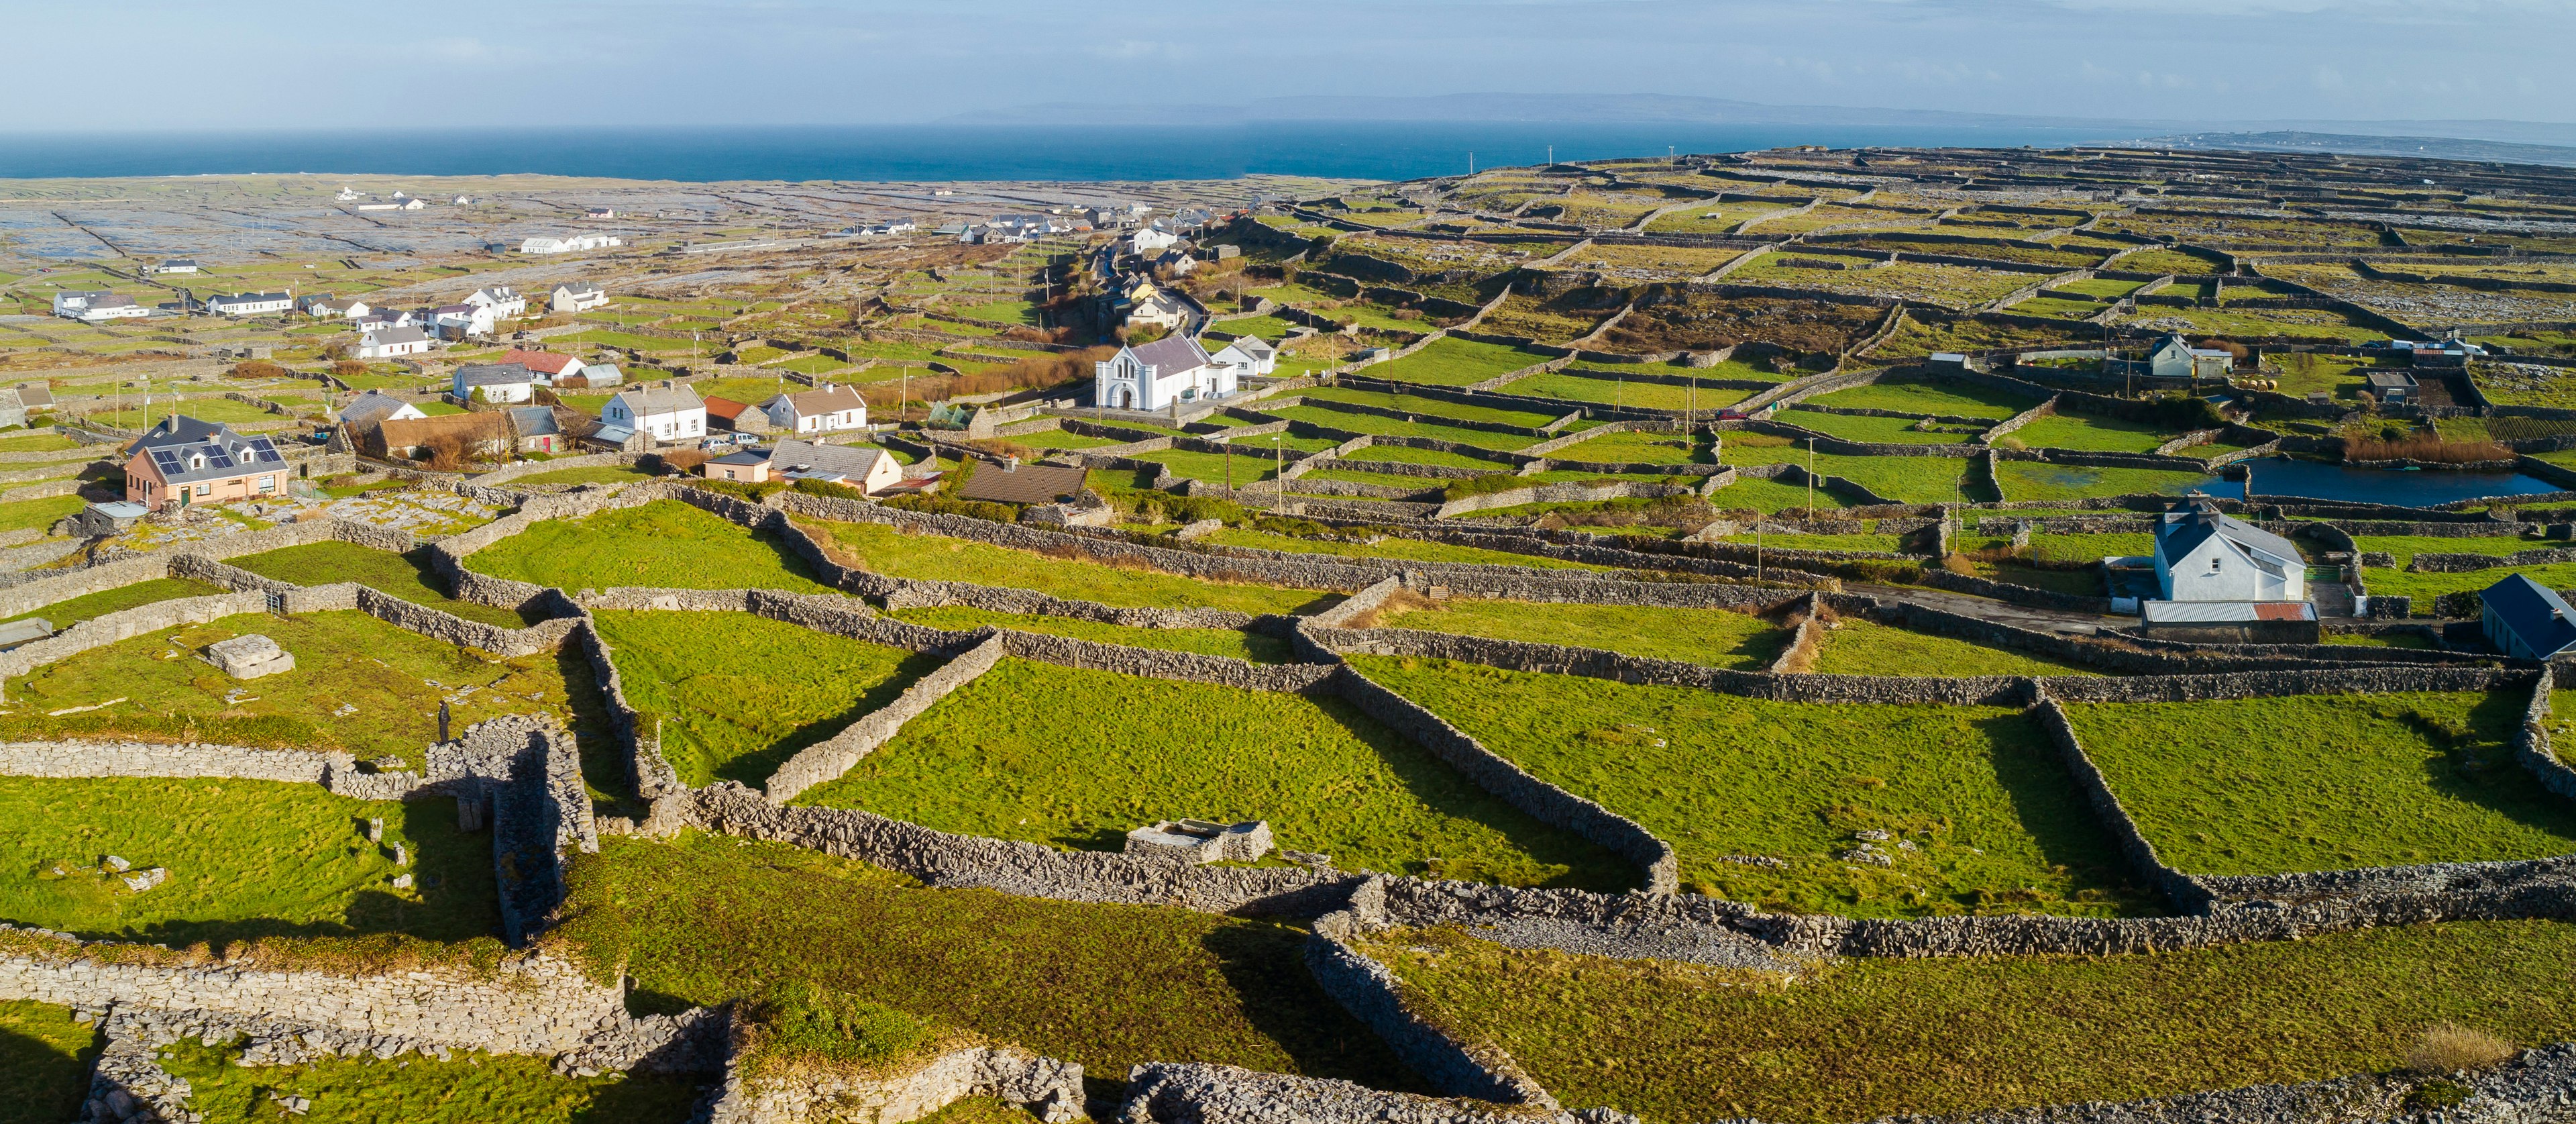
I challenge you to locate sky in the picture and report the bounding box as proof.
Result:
[5,0,2572,132]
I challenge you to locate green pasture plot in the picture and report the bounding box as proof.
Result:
[2361,562,2576,609]
[839,339,948,364]
[1808,379,2036,419]
[1782,411,1982,445]
[555,330,701,353]
[1572,358,1794,384]
[1365,338,1556,388]
[2070,692,2576,875]
[1226,431,1344,454]
[1201,315,1303,342]
[1707,474,1858,514]
[0,577,223,631]
[1245,281,1345,307]
[1722,446,1971,505]
[1383,918,2576,1124]
[2056,277,2148,299]
[2017,530,2157,564]
[1022,429,1131,452]
[1132,449,1280,484]
[2325,631,2436,650]
[1264,406,1542,450]
[1867,315,2094,361]
[91,396,275,426]
[1381,600,1788,668]
[2126,307,2383,344]
[951,299,1041,326]
[506,464,656,485]
[1326,303,1438,334]
[799,518,1336,615]
[1200,528,1603,570]
[2010,297,2109,320]
[0,433,77,453]
[1644,200,1809,235]
[1809,619,2097,676]
[2349,533,2536,568]
[468,499,830,593]
[0,777,493,944]
[0,1001,97,1124]
[549,833,1425,1090]
[1505,372,1751,413]
[796,658,1631,889]
[161,1036,698,1124]
[1352,657,2147,917]
[593,611,936,788]
[1548,429,1709,464]
[2111,247,2231,274]
[730,345,786,365]
[231,541,527,628]
[1993,461,2211,502]
[1299,468,1444,491]
[1711,531,1906,552]
[1,611,567,763]
[2261,355,2390,401]
[775,354,850,376]
[2005,413,2176,453]
[1329,444,1503,468]
[690,376,799,405]
[1302,387,1564,429]
[886,606,1293,663]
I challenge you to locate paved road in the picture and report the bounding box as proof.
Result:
[1849,582,2125,636]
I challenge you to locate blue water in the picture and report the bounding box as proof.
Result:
[0,123,2137,183]
[2193,457,2565,507]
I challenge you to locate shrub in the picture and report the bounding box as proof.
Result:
[741,981,933,1076]
[227,360,290,380]
[330,360,367,378]
[688,478,790,502]
[2405,1022,2515,1075]
[883,493,1016,523]
[792,477,865,502]
[2343,432,2513,464]
[650,450,712,475]
[2432,589,2485,619]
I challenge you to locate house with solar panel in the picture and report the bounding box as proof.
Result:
[122,416,290,510]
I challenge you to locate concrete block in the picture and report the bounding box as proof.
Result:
[203,633,293,679]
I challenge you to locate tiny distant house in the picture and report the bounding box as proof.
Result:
[205,291,293,317]
[702,439,902,493]
[464,287,527,319]
[429,303,496,338]
[335,391,427,429]
[356,325,432,359]
[2365,370,2420,405]
[1093,336,1232,411]
[577,361,624,387]
[703,396,773,434]
[760,385,867,435]
[302,296,369,319]
[453,362,536,405]
[152,260,200,274]
[954,459,1090,506]
[549,282,609,313]
[52,291,150,322]
[519,234,623,255]
[2147,334,2234,381]
[496,348,582,385]
[1207,336,1277,378]
[2481,574,2576,660]
[1122,287,1191,332]
[604,383,706,444]
[123,416,290,510]
[2153,499,2306,603]
[507,406,564,454]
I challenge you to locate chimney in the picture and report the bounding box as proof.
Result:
[1004,456,1019,472]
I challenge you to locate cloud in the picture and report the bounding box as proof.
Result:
[423,37,500,64]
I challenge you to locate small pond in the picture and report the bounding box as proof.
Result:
[2192,457,2567,508]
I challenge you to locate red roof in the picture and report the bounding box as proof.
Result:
[497,348,580,376]
[702,395,751,421]
[2251,603,2310,621]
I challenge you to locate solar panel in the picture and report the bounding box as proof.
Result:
[246,438,281,462]
[203,449,235,470]
[150,450,182,473]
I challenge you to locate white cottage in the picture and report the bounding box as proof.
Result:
[1092,336,1234,412]
[2147,334,2235,381]
[1208,336,1277,378]
[2152,499,2304,603]
[604,383,706,444]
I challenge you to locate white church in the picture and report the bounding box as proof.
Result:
[1092,335,1277,411]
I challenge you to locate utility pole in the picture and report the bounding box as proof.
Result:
[1806,438,1816,519]
[1756,523,1763,584]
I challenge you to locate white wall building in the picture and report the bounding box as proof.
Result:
[52,291,150,322]
[519,234,624,255]
[453,363,536,404]
[205,291,294,317]
[549,282,609,313]
[760,384,868,435]
[1092,336,1234,411]
[2152,499,2305,603]
[356,325,432,359]
[464,287,527,319]
[1208,336,1277,378]
[604,384,706,443]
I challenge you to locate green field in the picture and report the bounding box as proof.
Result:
[1265,406,1544,451]
[2360,563,2576,611]
[2349,534,2538,568]
[794,658,1631,888]
[0,777,491,944]
[1810,619,2098,676]
[231,541,527,627]
[546,833,1427,1090]
[160,1036,699,1124]
[1352,657,2147,917]
[2006,413,2177,454]
[0,1001,95,1124]
[1807,380,2037,419]
[1364,338,1556,387]
[1382,919,2576,1124]
[1301,387,1564,429]
[1723,446,1972,504]
[593,611,938,788]
[1994,461,2213,502]
[799,518,1337,615]
[1199,528,1605,571]
[468,499,832,593]
[1132,448,1281,484]
[1550,430,1711,465]
[1707,474,1858,514]
[508,464,659,485]
[1784,411,1982,446]
[0,576,225,631]
[2068,692,2576,875]
[887,606,1293,662]
[1379,599,1788,668]
[0,496,85,536]
[3,611,567,764]
[1505,371,1752,413]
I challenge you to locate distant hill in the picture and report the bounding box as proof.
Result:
[2139,131,2576,168]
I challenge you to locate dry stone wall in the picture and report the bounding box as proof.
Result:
[708,1039,1084,1124]
[1303,921,1555,1107]
[765,635,1007,803]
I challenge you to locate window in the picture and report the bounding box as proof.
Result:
[2210,557,2222,571]
[195,483,211,497]
[257,475,275,493]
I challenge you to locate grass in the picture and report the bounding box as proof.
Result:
[2006,413,2177,454]
[1708,475,1857,514]
[231,541,527,628]
[1505,372,1750,413]
[798,519,1338,615]
[1336,445,1510,469]
[159,1035,700,1123]
[0,576,225,631]
[0,433,79,453]
[0,1001,95,1124]
[1199,528,1605,571]
[1303,387,1564,429]
[1365,338,1555,388]
[1265,407,1543,451]
[0,778,493,944]
[1132,449,1281,485]
[0,496,85,537]
[592,611,938,788]
[2068,692,2576,875]
[3,611,567,764]
[1994,461,2213,502]
[1783,412,1982,446]
[1809,619,2098,676]
[1713,531,1906,552]
[794,658,1633,888]
[2349,533,2538,568]
[1721,446,1972,505]
[546,832,1428,1090]
[468,499,832,594]
[1551,430,1710,466]
[507,464,659,485]
[2359,563,2576,608]
[1381,919,2576,1124]
[1807,380,2035,419]
[1381,599,1788,668]
[885,606,1295,663]
[1352,657,2148,917]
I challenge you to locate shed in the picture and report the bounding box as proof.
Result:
[2481,573,2576,660]
[954,460,1090,505]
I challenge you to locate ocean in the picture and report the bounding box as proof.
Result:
[0,122,2141,183]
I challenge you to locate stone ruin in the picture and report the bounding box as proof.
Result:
[1123,819,1274,864]
[202,633,293,679]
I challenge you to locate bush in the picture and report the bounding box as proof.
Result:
[791,477,865,502]
[2432,590,2485,619]
[330,360,367,378]
[227,360,291,380]
[883,493,1017,523]
[649,450,712,475]
[742,981,932,1075]
[688,478,790,502]
[2404,1022,2516,1075]
[2344,432,2514,464]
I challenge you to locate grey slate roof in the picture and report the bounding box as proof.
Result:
[765,439,888,481]
[364,325,428,346]
[2154,499,2301,566]
[336,391,415,429]
[611,383,704,417]
[508,406,561,438]
[455,362,533,387]
[1128,335,1210,376]
[124,415,286,487]
[2485,573,2576,658]
[768,385,866,417]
